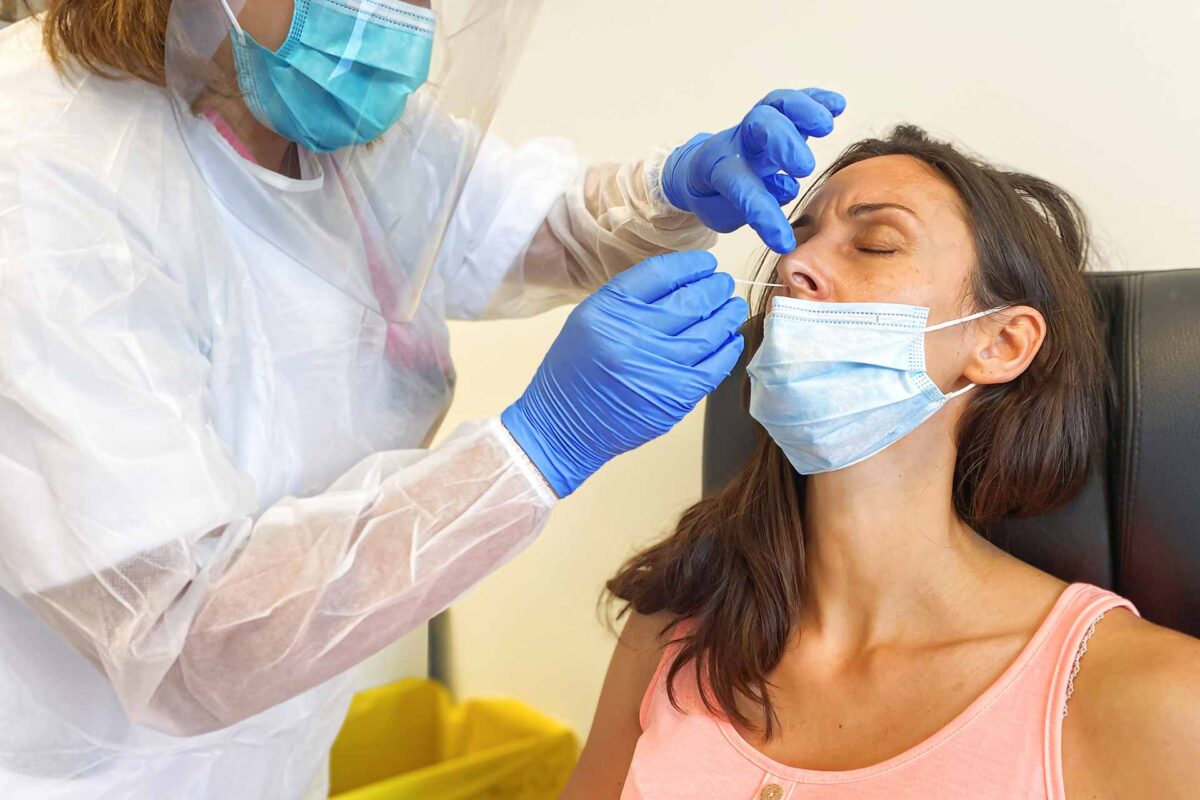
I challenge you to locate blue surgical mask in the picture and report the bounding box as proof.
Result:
[747,296,1007,475]
[222,0,435,154]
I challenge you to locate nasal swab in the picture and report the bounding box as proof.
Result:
[734,279,786,288]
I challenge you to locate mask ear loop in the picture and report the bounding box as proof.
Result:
[926,305,1011,399]
[943,382,977,400]
[923,305,1008,333]
[217,0,247,41]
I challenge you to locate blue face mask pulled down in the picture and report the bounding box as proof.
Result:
[224,0,435,154]
[748,296,1006,475]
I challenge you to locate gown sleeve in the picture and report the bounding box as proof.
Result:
[0,196,560,738]
[439,136,718,320]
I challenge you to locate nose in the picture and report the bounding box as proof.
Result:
[778,250,832,301]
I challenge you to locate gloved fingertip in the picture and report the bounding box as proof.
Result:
[795,106,835,138]
[805,88,848,116]
[714,297,749,329]
[717,270,736,296]
[770,228,797,254]
[715,335,747,379]
[794,148,818,175]
[723,297,750,324]
[689,249,720,273]
[763,173,800,206]
[668,249,719,284]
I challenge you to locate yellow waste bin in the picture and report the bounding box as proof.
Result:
[329,679,579,800]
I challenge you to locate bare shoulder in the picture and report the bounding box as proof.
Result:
[606,609,680,716]
[618,609,678,660]
[1063,610,1200,799]
[1072,610,1200,721]
[559,610,678,800]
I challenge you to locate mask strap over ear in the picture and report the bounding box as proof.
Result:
[218,0,246,39]
[924,305,1009,333]
[929,306,1011,400]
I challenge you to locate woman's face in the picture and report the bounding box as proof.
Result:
[773,154,982,393]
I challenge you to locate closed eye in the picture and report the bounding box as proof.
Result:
[857,247,898,255]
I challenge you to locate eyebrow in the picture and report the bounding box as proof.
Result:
[848,202,919,219]
[792,202,919,228]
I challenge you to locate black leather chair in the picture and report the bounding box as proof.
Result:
[702,269,1200,638]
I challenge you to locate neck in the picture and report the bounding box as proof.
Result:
[798,412,999,647]
[199,42,300,177]
[200,91,298,176]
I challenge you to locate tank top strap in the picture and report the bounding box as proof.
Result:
[1042,583,1139,797]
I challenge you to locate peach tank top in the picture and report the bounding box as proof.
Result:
[622,583,1136,799]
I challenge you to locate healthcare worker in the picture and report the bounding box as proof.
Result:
[0,0,843,797]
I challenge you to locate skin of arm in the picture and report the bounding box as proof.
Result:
[561,611,675,800]
[1063,610,1200,798]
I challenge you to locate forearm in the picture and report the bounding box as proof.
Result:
[552,153,719,285]
[29,419,556,736]
[477,153,717,319]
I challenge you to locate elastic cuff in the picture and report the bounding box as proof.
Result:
[658,133,713,215]
[643,149,719,255]
[491,417,560,506]
[645,148,683,216]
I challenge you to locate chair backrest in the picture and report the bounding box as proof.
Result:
[702,270,1200,637]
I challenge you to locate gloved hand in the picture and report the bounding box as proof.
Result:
[662,88,847,254]
[502,251,748,497]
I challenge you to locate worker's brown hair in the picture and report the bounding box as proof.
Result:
[42,0,173,85]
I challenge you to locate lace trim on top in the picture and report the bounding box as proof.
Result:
[1062,611,1107,718]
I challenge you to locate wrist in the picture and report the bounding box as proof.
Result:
[662,133,710,212]
[500,403,574,498]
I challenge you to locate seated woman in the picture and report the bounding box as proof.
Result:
[563,126,1200,799]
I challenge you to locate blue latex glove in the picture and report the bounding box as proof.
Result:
[502,251,748,498]
[663,88,847,254]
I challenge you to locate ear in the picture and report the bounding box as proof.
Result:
[962,305,1046,385]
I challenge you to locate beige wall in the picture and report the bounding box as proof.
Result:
[437,0,1200,739]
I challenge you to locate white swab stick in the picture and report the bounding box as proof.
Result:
[733,279,786,288]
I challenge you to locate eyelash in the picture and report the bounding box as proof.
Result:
[857,247,898,256]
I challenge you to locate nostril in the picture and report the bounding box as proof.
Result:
[780,257,825,297]
[786,270,819,295]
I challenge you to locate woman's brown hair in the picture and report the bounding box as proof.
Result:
[41,0,173,85]
[607,125,1109,737]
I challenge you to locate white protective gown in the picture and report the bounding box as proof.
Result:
[0,18,715,799]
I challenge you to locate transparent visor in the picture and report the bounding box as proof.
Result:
[165,0,542,322]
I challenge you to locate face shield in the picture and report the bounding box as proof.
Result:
[165,0,542,322]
